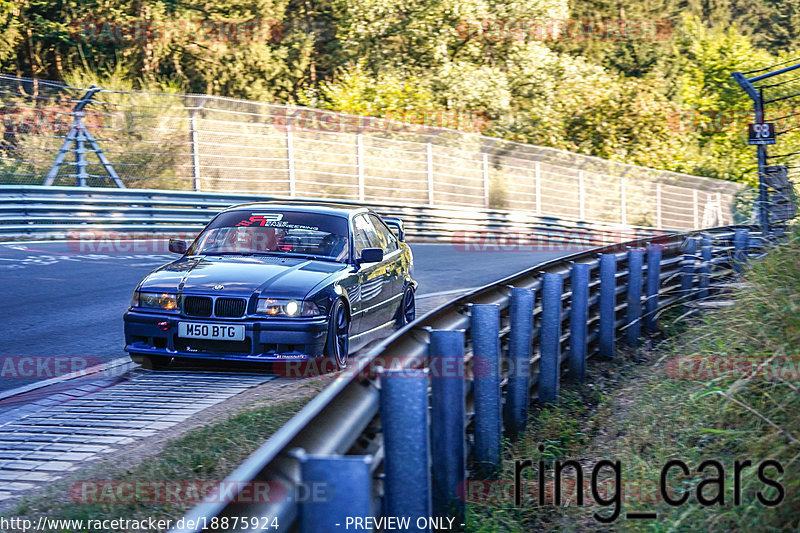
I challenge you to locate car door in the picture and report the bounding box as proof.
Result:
[352,214,394,332]
[368,213,403,315]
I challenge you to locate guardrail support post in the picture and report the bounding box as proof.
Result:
[504,287,535,439]
[379,368,431,531]
[644,243,663,334]
[470,304,502,477]
[698,245,712,299]
[568,263,590,381]
[680,237,698,300]
[539,273,563,403]
[733,228,749,273]
[297,452,374,533]
[625,248,644,346]
[599,254,617,358]
[429,329,466,523]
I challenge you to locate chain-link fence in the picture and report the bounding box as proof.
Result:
[0,74,745,230]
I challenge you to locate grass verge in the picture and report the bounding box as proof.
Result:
[467,227,800,532]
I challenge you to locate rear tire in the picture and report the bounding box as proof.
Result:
[324,299,350,371]
[130,353,170,370]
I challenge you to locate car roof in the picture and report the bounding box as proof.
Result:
[221,202,370,218]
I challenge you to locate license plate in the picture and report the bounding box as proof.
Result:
[178,322,245,341]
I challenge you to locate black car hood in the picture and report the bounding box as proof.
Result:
[139,255,347,298]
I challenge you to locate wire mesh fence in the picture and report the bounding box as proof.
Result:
[0,74,746,230]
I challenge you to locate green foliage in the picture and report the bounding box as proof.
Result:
[2,0,799,186]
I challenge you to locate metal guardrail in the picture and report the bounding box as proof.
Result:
[0,185,665,247]
[172,225,767,533]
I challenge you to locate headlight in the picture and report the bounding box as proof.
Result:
[256,298,321,317]
[133,291,178,311]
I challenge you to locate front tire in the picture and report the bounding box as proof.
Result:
[130,353,170,370]
[324,299,350,371]
[396,285,416,327]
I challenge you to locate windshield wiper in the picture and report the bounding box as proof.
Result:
[202,251,248,256]
[268,252,339,262]
[199,251,339,262]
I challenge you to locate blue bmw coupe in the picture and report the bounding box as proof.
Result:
[124,203,416,370]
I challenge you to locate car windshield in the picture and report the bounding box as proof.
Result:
[188,209,350,262]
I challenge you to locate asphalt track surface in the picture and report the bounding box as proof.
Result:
[0,240,574,393]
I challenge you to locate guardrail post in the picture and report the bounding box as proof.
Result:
[568,263,590,381]
[644,243,662,333]
[539,273,563,403]
[680,237,698,300]
[379,368,431,531]
[599,254,617,358]
[429,329,466,523]
[625,248,645,346]
[504,287,535,439]
[733,228,749,273]
[470,304,501,477]
[296,451,373,533]
[698,245,712,299]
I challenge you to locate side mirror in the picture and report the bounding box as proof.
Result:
[169,238,187,254]
[359,248,384,264]
[382,217,405,241]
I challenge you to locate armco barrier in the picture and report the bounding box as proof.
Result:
[172,225,767,533]
[0,185,665,248]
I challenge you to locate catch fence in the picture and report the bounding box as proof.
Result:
[0,74,745,230]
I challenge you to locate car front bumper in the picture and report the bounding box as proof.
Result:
[123,310,329,362]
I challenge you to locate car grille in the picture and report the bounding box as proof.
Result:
[215,297,246,318]
[183,296,213,317]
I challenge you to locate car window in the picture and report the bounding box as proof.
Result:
[370,214,399,253]
[188,210,349,261]
[353,214,381,254]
